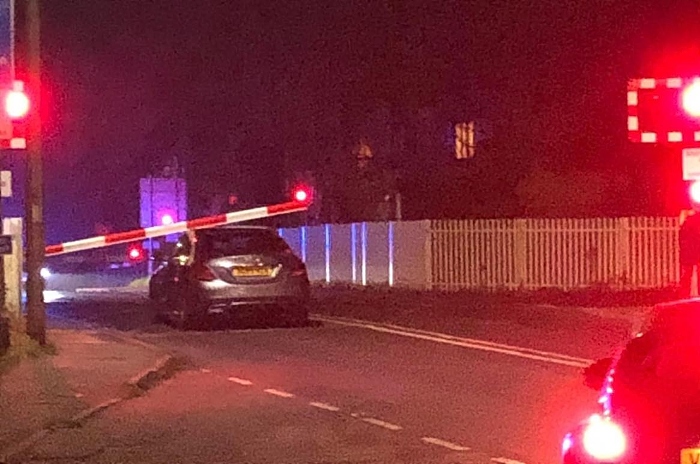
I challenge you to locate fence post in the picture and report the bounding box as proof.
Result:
[514,219,527,288]
[0,314,8,355]
[424,220,434,290]
[616,217,631,289]
[678,213,694,295]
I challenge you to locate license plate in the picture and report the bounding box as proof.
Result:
[232,266,273,277]
[680,448,700,464]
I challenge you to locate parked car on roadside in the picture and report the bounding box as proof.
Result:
[148,226,310,329]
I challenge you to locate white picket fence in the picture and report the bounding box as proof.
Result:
[281,217,681,291]
[429,217,679,290]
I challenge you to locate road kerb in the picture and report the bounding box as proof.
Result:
[122,355,184,397]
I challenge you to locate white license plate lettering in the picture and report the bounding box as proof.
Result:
[232,267,272,277]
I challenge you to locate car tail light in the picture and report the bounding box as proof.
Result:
[582,414,626,461]
[192,263,217,282]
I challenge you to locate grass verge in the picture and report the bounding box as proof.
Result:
[0,315,57,376]
[312,282,677,308]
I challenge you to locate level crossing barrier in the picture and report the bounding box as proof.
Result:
[45,200,308,257]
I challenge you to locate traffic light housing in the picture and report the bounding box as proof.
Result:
[0,81,29,149]
[628,77,700,143]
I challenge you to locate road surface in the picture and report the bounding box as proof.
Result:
[35,287,638,464]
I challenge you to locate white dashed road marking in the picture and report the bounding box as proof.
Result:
[75,288,113,293]
[492,457,526,464]
[361,417,403,431]
[263,388,295,398]
[220,371,526,464]
[421,437,471,452]
[309,401,341,412]
[227,377,253,386]
[312,314,591,368]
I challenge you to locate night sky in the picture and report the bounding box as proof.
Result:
[4,0,697,243]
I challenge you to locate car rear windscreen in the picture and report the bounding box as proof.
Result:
[198,230,290,258]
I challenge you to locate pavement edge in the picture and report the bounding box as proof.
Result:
[0,334,186,464]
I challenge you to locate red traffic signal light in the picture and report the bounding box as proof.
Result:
[689,181,700,204]
[682,79,700,118]
[4,82,29,120]
[160,213,174,226]
[628,77,700,143]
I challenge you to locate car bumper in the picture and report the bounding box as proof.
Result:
[195,277,310,314]
[205,296,307,313]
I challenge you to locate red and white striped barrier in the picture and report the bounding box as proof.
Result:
[45,200,308,257]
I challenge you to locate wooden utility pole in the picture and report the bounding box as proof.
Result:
[25,0,44,344]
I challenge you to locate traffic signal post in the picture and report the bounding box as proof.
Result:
[628,76,700,296]
[0,1,32,321]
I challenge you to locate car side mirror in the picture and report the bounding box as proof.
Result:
[583,357,613,391]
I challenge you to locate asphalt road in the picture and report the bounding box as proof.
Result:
[44,285,638,359]
[35,287,640,464]
[28,324,597,464]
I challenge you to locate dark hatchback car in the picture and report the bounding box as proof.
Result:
[148,226,310,329]
[562,299,700,464]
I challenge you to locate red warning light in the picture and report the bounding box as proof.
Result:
[682,80,700,118]
[160,213,174,226]
[5,88,29,119]
[690,181,700,204]
[294,188,309,202]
